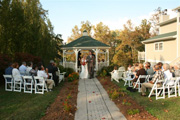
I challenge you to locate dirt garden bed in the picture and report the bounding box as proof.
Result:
[41,79,79,120]
[97,76,158,120]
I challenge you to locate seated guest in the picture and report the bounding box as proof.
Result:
[145,62,154,75]
[134,63,139,73]
[5,63,14,82]
[141,65,164,96]
[26,62,33,75]
[111,66,118,80]
[12,62,22,81]
[19,61,27,75]
[163,63,173,85]
[173,64,180,77]
[47,60,58,86]
[157,62,163,71]
[29,64,38,76]
[37,65,54,91]
[133,63,147,83]
[127,64,132,72]
[5,63,13,75]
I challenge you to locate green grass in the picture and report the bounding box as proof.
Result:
[0,83,63,120]
[115,80,180,120]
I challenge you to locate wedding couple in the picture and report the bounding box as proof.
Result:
[80,51,95,79]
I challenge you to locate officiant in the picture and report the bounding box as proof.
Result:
[86,50,95,79]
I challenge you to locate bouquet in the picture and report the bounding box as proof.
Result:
[82,62,86,66]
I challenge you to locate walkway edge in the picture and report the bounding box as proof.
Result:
[94,78,127,120]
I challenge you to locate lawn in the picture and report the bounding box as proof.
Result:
[0,83,63,120]
[115,80,180,120]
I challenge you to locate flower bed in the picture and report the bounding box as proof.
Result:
[41,79,79,120]
[97,76,157,120]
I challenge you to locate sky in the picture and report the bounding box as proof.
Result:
[40,0,180,43]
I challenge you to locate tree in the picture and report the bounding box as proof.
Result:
[0,0,63,64]
[68,20,92,43]
[149,7,163,36]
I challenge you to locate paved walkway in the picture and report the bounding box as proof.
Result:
[75,78,126,120]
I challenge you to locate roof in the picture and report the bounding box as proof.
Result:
[142,31,177,44]
[62,36,110,49]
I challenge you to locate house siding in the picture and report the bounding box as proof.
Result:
[159,22,177,34]
[145,39,177,63]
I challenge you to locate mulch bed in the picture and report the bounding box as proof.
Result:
[41,79,79,120]
[97,76,158,120]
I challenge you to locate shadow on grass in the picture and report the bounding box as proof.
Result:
[114,80,180,120]
[0,82,64,120]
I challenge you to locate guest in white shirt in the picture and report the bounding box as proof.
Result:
[19,61,27,75]
[26,62,33,75]
[12,62,22,82]
[127,64,132,72]
[37,65,54,91]
[111,66,118,80]
[163,63,173,85]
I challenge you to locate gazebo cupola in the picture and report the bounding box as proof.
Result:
[62,30,110,72]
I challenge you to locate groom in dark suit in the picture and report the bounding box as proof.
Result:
[87,50,95,79]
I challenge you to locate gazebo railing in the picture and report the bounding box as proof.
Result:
[98,62,108,71]
[64,62,76,71]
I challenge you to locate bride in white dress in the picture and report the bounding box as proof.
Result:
[80,55,88,79]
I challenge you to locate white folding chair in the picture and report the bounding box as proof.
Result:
[148,79,166,100]
[162,77,180,98]
[110,70,124,83]
[56,70,66,83]
[3,75,13,91]
[34,76,48,94]
[59,72,66,82]
[48,73,55,87]
[23,76,34,93]
[147,75,154,82]
[134,75,149,92]
[124,72,134,87]
[13,76,23,92]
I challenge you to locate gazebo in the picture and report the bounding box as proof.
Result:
[62,30,110,72]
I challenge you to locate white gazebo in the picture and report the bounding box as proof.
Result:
[62,30,110,72]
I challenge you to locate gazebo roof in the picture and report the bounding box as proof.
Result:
[62,32,110,49]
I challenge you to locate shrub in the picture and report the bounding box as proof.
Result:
[64,68,75,77]
[108,89,119,100]
[122,99,132,106]
[67,93,72,99]
[0,54,12,85]
[67,72,79,82]
[127,109,140,115]
[58,65,65,73]
[14,52,41,64]
[97,64,119,77]
[62,99,72,112]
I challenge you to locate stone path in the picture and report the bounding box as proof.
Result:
[75,78,126,120]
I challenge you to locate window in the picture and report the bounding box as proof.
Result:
[159,43,163,50]
[155,43,158,50]
[155,42,163,51]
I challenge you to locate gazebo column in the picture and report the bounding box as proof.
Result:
[106,49,109,66]
[74,49,78,72]
[73,49,81,72]
[63,50,66,67]
[95,49,99,71]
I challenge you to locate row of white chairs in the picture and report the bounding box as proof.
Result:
[110,70,180,100]
[4,75,48,94]
[148,77,180,100]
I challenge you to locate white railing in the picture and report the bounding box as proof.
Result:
[64,62,76,71]
[170,56,180,66]
[138,51,145,61]
[98,62,108,71]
